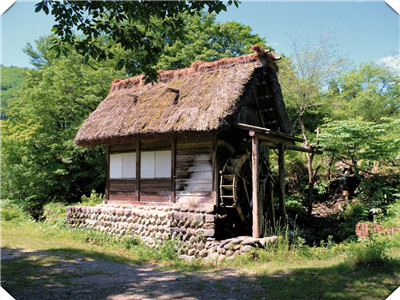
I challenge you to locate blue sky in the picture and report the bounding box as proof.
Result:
[1,0,399,70]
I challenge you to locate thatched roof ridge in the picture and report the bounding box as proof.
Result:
[75,45,282,147]
[110,45,280,93]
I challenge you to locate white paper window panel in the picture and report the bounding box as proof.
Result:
[141,151,155,178]
[109,154,122,178]
[155,150,171,178]
[110,153,136,178]
[122,152,136,178]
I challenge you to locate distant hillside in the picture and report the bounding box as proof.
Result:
[1,66,26,119]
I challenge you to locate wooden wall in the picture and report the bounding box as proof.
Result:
[175,136,214,206]
[107,135,214,207]
[234,67,282,132]
[108,143,137,202]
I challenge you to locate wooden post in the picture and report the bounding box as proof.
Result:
[212,134,219,207]
[171,138,176,203]
[136,141,140,202]
[265,146,275,230]
[278,143,287,224]
[105,145,110,202]
[251,134,262,238]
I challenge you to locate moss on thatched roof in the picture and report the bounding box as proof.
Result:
[75,45,282,146]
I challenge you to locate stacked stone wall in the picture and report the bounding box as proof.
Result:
[355,222,400,239]
[66,204,277,260]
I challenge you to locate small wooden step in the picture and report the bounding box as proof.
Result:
[221,185,233,190]
[222,205,235,208]
[221,195,234,198]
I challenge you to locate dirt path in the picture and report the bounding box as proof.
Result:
[1,248,266,300]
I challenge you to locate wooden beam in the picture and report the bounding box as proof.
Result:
[265,147,275,229]
[212,134,219,208]
[252,88,266,128]
[252,136,262,238]
[171,138,176,203]
[136,141,140,202]
[249,130,292,145]
[105,145,110,202]
[286,144,323,154]
[235,123,304,143]
[278,143,287,224]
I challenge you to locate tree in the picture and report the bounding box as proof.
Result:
[319,118,400,172]
[319,118,400,211]
[279,33,348,214]
[35,0,239,81]
[1,36,126,218]
[156,13,267,70]
[328,63,400,123]
[0,66,25,119]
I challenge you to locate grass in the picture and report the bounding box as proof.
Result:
[1,219,400,299]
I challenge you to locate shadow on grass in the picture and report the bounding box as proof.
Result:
[1,246,262,300]
[258,259,400,299]
[1,246,399,300]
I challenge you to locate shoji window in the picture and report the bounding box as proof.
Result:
[109,152,136,178]
[140,150,171,178]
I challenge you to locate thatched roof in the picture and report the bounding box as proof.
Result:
[75,45,284,147]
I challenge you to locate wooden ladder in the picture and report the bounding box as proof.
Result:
[220,174,237,208]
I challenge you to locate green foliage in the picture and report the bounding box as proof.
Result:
[329,63,400,123]
[1,36,125,218]
[156,13,267,70]
[356,174,400,213]
[384,199,400,227]
[35,0,239,81]
[1,66,25,119]
[155,238,181,260]
[345,235,395,270]
[42,202,69,227]
[81,190,105,206]
[319,118,400,175]
[280,33,348,135]
[0,200,33,222]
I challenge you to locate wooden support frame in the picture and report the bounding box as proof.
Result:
[212,133,219,208]
[171,138,176,203]
[278,143,287,224]
[105,145,110,202]
[264,146,276,229]
[136,140,141,202]
[251,135,262,238]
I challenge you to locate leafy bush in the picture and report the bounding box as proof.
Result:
[384,199,400,227]
[155,238,181,260]
[0,199,33,222]
[42,202,69,227]
[356,175,400,212]
[81,190,105,206]
[345,235,394,270]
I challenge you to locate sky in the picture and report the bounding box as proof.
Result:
[0,0,399,70]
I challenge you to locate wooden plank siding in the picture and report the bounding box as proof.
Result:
[175,136,214,206]
[106,135,215,207]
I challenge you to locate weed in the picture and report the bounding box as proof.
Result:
[80,190,105,206]
[345,235,394,270]
[155,238,181,260]
[0,199,34,222]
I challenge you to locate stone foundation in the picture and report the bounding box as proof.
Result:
[66,203,277,260]
[355,222,400,239]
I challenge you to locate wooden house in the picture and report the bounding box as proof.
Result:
[74,45,303,238]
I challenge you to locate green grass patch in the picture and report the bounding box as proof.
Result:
[2,219,399,299]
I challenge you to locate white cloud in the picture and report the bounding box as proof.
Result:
[378,55,400,74]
